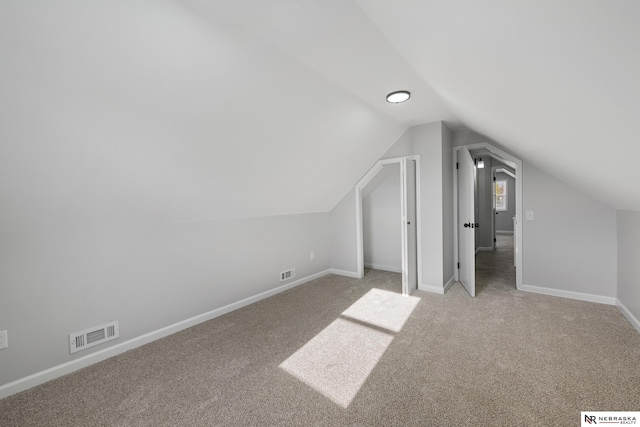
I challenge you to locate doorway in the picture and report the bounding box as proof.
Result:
[453,143,522,297]
[474,162,517,293]
[362,164,402,274]
[355,156,421,296]
[491,166,516,261]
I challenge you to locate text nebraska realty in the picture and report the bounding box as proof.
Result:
[587,415,637,424]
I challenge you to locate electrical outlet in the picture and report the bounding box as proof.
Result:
[0,330,7,350]
[310,251,315,260]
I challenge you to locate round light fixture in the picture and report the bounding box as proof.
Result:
[386,90,411,103]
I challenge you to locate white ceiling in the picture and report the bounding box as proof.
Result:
[1,0,639,232]
[357,0,640,211]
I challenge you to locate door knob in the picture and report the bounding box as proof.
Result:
[464,223,480,228]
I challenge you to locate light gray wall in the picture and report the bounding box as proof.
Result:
[329,128,412,276]
[495,171,516,232]
[454,128,617,299]
[381,122,447,289]
[362,164,401,272]
[616,210,640,330]
[410,123,446,289]
[330,188,357,273]
[441,124,454,285]
[381,127,414,159]
[523,163,617,297]
[0,213,331,386]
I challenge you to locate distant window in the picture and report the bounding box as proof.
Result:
[495,180,507,211]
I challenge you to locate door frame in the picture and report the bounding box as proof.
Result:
[453,143,523,290]
[355,155,422,294]
[401,157,418,295]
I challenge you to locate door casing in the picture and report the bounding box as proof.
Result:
[355,155,421,295]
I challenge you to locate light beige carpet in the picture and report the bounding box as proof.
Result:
[2,237,639,426]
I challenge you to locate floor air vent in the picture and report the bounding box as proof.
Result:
[280,268,295,282]
[70,321,119,354]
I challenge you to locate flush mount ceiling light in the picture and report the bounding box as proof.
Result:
[386,90,411,103]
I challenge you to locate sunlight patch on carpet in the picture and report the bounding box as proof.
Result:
[341,288,421,332]
[279,318,393,408]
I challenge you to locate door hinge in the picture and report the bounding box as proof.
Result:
[493,176,496,181]
[494,238,497,242]
[456,163,459,170]
[457,262,460,269]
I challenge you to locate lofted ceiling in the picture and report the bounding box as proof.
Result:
[357,0,640,212]
[1,1,639,232]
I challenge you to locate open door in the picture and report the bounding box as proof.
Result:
[457,147,476,297]
[401,158,418,296]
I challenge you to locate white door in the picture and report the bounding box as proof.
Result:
[457,148,476,297]
[401,158,418,296]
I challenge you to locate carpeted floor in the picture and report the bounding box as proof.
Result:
[2,237,639,426]
[476,234,516,296]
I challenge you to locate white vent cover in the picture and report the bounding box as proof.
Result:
[280,268,296,282]
[70,321,119,354]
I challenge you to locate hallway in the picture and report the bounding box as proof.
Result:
[475,234,516,295]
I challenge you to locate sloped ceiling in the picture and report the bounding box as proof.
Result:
[1,1,639,232]
[357,0,640,212]
[0,0,439,232]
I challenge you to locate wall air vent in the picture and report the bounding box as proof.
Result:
[280,268,296,282]
[70,321,119,354]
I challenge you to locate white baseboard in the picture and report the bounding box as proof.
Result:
[616,299,640,333]
[496,230,514,235]
[520,284,616,305]
[329,268,360,278]
[421,276,455,294]
[443,276,455,293]
[364,263,402,273]
[0,269,332,400]
[419,283,445,294]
